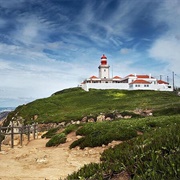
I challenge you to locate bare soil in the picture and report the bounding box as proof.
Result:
[0,132,121,180]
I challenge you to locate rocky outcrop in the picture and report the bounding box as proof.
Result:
[2,134,28,146]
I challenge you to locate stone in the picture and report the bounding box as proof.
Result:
[96,115,105,122]
[76,120,80,124]
[76,135,83,139]
[81,116,87,123]
[88,118,95,123]
[102,144,106,148]
[36,158,48,164]
[34,115,38,120]
[88,149,96,155]
[124,115,132,119]
[66,138,73,142]
[105,117,112,121]
[116,114,123,119]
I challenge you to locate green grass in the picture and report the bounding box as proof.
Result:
[5,88,180,124]
[69,115,180,149]
[67,119,180,179]
[3,87,180,179]
[46,133,66,147]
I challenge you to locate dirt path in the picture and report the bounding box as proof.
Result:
[0,132,114,180]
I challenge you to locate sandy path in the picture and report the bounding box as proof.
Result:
[0,132,108,180]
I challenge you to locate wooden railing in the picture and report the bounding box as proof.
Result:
[0,123,38,151]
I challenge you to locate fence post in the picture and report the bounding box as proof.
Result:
[20,127,23,146]
[33,124,36,139]
[36,123,38,139]
[27,125,30,141]
[11,124,14,148]
[0,126,1,151]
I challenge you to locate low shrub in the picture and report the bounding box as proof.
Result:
[63,124,81,135]
[67,123,180,179]
[46,133,66,147]
[154,107,180,116]
[41,126,61,139]
[70,121,137,149]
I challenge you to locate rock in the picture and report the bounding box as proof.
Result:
[116,114,123,119]
[2,135,11,145]
[102,144,106,148]
[76,146,80,150]
[36,158,48,164]
[76,135,83,139]
[13,139,20,146]
[66,138,73,142]
[71,120,76,124]
[124,115,132,119]
[59,122,66,127]
[88,149,97,155]
[105,117,112,121]
[88,118,95,123]
[81,116,87,123]
[34,115,38,120]
[76,120,80,124]
[96,115,105,122]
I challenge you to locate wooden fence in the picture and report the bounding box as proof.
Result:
[0,123,38,151]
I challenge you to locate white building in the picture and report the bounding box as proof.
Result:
[80,54,173,91]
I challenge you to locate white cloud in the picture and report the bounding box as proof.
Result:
[149,0,180,72]
[120,48,132,55]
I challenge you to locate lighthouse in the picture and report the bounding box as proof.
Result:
[98,54,110,79]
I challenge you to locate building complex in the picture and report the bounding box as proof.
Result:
[80,54,173,91]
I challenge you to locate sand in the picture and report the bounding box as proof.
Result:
[0,132,107,180]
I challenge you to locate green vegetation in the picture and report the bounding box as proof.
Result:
[67,120,180,179]
[70,121,137,149]
[46,133,66,147]
[44,124,81,147]
[41,126,61,139]
[3,87,180,179]
[69,115,180,149]
[5,87,180,124]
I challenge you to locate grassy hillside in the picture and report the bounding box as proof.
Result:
[4,87,180,179]
[6,87,180,124]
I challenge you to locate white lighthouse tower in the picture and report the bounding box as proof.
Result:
[98,54,110,79]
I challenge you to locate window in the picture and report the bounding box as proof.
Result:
[104,69,106,72]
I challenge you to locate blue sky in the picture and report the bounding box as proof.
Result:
[0,0,180,107]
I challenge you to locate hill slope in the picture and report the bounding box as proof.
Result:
[6,87,180,124]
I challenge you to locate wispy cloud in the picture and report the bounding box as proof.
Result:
[149,0,180,74]
[0,0,180,107]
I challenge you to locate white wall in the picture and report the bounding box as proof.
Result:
[82,83,129,91]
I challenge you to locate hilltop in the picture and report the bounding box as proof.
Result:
[1,87,180,179]
[4,87,180,125]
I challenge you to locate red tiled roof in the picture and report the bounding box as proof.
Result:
[113,76,121,79]
[137,75,151,78]
[90,75,98,79]
[126,74,135,77]
[157,80,169,84]
[130,79,151,84]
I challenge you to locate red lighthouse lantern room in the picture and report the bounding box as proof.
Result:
[101,54,107,65]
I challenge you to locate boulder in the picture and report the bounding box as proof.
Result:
[124,115,132,119]
[116,114,123,119]
[81,116,87,123]
[96,115,105,122]
[105,117,112,121]
[88,118,95,123]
